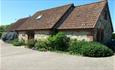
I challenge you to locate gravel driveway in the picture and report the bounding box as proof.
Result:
[0,40,115,70]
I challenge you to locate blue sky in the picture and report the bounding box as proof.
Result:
[0,0,115,32]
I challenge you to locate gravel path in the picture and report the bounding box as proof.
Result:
[0,40,115,70]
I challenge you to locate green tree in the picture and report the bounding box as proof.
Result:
[48,32,70,51]
[112,33,115,39]
[0,25,10,38]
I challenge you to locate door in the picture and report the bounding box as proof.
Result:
[96,29,104,42]
[26,31,35,40]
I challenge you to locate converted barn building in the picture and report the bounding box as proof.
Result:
[7,0,113,43]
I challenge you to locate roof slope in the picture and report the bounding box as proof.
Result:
[7,17,29,32]
[17,4,73,30]
[58,1,106,29]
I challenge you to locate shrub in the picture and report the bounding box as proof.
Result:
[112,33,115,39]
[48,32,70,51]
[13,41,22,46]
[12,39,25,46]
[0,32,2,38]
[82,42,114,57]
[68,40,88,55]
[26,39,36,48]
[68,40,114,57]
[35,40,52,51]
[0,25,9,38]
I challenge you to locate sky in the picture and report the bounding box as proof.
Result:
[0,0,115,32]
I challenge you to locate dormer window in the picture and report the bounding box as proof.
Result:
[36,15,42,20]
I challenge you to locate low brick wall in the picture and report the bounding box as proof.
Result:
[60,30,93,41]
[18,30,94,42]
[34,31,50,40]
[18,30,50,41]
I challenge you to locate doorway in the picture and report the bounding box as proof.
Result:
[26,31,35,40]
[96,29,104,42]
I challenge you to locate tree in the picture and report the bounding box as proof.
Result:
[112,33,115,39]
[0,25,10,38]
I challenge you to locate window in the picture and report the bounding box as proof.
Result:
[36,15,42,20]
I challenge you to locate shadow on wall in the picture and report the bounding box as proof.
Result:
[106,39,115,52]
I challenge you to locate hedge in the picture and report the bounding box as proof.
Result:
[68,40,114,57]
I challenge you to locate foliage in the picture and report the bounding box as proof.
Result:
[0,32,2,38]
[12,39,25,46]
[112,33,115,39]
[35,40,52,51]
[82,42,114,57]
[26,39,36,48]
[0,25,9,32]
[68,40,114,57]
[68,39,87,55]
[0,25,10,38]
[48,32,70,51]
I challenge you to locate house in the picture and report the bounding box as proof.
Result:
[7,0,113,43]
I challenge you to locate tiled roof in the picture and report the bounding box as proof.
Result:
[16,4,73,30]
[58,1,106,29]
[6,17,29,32]
[8,1,108,31]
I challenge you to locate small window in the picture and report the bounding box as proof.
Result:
[36,15,42,20]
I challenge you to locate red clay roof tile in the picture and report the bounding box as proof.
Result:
[7,1,107,31]
[7,17,29,32]
[58,1,106,29]
[16,4,73,30]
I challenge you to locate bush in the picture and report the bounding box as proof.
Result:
[0,25,10,38]
[68,40,88,55]
[35,40,52,51]
[12,39,25,46]
[112,33,115,39]
[26,39,36,48]
[13,41,22,46]
[48,32,70,51]
[68,40,114,57]
[0,32,2,38]
[82,42,114,57]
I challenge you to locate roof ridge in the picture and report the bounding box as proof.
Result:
[35,3,74,13]
[7,17,29,32]
[15,16,30,21]
[75,1,106,8]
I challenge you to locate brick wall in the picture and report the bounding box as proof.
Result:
[60,30,93,41]
[34,30,50,40]
[95,8,113,43]
[18,31,28,41]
